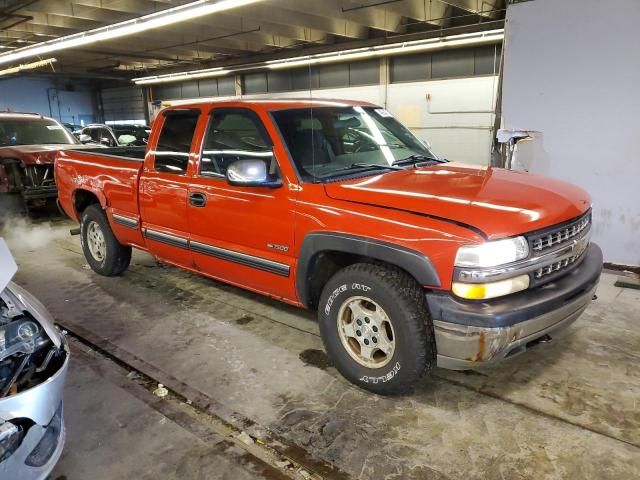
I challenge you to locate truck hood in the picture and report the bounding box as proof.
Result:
[324,163,591,239]
[0,143,96,165]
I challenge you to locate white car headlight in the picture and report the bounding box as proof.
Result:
[455,236,529,268]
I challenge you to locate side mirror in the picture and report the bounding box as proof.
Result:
[226,157,281,188]
[78,134,92,144]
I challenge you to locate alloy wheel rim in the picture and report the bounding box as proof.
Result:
[336,296,395,369]
[87,221,106,262]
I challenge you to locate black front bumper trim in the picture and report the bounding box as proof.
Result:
[426,243,603,329]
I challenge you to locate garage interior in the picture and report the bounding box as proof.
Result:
[0,0,638,479]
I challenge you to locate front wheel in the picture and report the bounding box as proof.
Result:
[80,204,132,276]
[318,263,436,395]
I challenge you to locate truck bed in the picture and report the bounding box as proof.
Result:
[55,147,144,226]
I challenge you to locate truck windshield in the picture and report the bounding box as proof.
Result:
[271,106,437,182]
[0,118,79,146]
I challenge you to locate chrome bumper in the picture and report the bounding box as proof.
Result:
[427,243,602,370]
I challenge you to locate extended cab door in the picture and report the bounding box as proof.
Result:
[139,109,201,268]
[186,107,297,301]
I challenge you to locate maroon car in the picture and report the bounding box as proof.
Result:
[0,112,94,212]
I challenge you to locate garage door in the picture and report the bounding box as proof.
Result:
[101,86,146,123]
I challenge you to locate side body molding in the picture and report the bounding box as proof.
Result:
[296,232,441,308]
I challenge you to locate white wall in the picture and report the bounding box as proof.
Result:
[502,0,640,266]
[0,77,96,125]
[166,75,498,165]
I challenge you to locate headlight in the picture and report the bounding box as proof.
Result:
[452,274,530,300]
[455,236,529,268]
[0,421,26,463]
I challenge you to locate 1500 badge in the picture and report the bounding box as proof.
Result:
[267,243,289,252]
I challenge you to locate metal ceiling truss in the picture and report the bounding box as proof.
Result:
[0,0,505,79]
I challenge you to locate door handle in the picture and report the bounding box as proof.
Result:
[189,192,207,207]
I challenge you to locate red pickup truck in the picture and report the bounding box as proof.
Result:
[55,99,602,395]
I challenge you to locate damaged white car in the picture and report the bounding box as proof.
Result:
[0,239,69,479]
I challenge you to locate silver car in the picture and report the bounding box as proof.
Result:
[0,239,69,479]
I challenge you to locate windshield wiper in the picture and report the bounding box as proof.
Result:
[350,162,404,171]
[392,154,446,166]
[319,163,404,180]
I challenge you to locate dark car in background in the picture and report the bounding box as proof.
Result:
[77,124,150,147]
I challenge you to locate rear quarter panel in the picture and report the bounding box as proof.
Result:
[55,150,145,247]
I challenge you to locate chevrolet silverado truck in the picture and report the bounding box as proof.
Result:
[55,100,602,395]
[0,112,94,213]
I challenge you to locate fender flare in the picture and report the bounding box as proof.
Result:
[296,232,441,308]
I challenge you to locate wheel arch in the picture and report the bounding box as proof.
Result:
[73,188,106,218]
[296,232,441,309]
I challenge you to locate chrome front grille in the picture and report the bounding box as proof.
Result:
[528,210,592,283]
[531,213,590,252]
[534,255,579,279]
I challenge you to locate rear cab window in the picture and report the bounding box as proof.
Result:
[154,110,200,174]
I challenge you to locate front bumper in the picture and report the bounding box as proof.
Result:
[427,243,603,370]
[0,337,69,480]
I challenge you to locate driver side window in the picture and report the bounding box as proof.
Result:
[201,109,273,178]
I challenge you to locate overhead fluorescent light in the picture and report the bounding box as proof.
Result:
[267,29,504,69]
[133,67,232,85]
[131,29,503,85]
[0,0,263,66]
[0,58,57,77]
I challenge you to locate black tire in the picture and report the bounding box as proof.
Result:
[80,204,132,276]
[318,263,436,395]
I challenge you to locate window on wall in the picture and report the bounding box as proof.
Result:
[318,63,349,88]
[349,58,379,85]
[390,54,430,83]
[290,66,319,91]
[268,70,292,92]
[390,43,501,83]
[242,59,380,94]
[474,44,501,75]
[152,76,236,101]
[243,73,268,94]
[154,110,199,174]
[431,48,474,79]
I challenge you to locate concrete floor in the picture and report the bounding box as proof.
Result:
[51,340,288,480]
[4,218,640,479]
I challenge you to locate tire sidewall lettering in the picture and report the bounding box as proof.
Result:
[359,361,401,384]
[324,282,372,315]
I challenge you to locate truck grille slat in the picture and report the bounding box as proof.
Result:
[531,214,590,252]
[527,210,591,283]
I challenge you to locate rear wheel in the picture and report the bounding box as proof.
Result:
[80,204,131,276]
[318,263,436,395]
